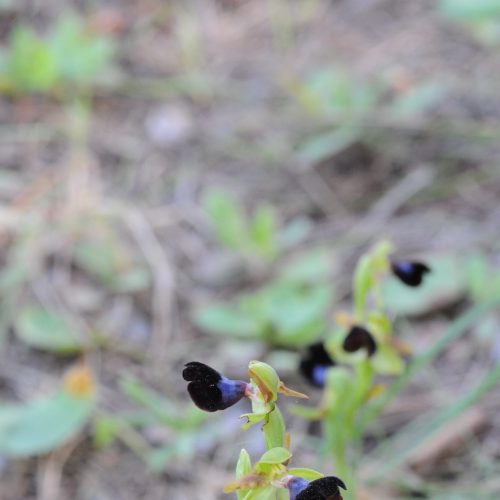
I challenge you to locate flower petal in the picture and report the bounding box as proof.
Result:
[343,326,377,357]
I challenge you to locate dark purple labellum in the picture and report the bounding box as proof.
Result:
[299,343,335,388]
[391,260,430,287]
[343,326,377,357]
[293,476,347,500]
[182,361,247,412]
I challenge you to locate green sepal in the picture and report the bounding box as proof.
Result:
[288,468,324,481]
[371,344,405,375]
[258,446,292,465]
[236,449,253,500]
[241,485,278,500]
[248,361,280,403]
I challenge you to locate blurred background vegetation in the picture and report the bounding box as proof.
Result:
[1,0,500,499]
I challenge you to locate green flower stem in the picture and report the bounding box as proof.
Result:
[326,415,356,500]
[262,404,286,449]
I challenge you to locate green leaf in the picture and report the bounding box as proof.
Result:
[371,344,405,375]
[439,0,500,21]
[279,248,332,284]
[258,446,292,465]
[15,306,85,353]
[390,82,445,117]
[465,253,500,302]
[49,15,114,84]
[236,448,252,500]
[92,416,121,448]
[193,304,261,338]
[203,190,248,250]
[5,26,58,92]
[274,318,324,347]
[74,241,118,283]
[267,285,332,333]
[288,468,324,481]
[0,390,96,456]
[278,218,313,249]
[249,205,278,259]
[297,127,360,164]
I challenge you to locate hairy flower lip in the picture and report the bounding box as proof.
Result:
[183,361,248,412]
[296,476,347,500]
[299,342,335,388]
[343,325,377,357]
[285,475,347,500]
[391,260,430,287]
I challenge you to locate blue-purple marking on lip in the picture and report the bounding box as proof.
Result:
[287,476,310,500]
[312,365,329,387]
[299,343,335,388]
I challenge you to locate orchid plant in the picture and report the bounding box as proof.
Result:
[296,240,431,498]
[183,360,347,499]
[182,241,430,499]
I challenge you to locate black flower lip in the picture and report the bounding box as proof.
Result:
[391,260,430,287]
[287,475,347,500]
[182,361,247,412]
[299,343,335,388]
[343,325,377,357]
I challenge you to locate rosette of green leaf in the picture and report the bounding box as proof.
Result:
[0,26,58,93]
[0,15,115,96]
[202,190,279,261]
[194,279,333,347]
[48,15,115,88]
[0,365,96,456]
[194,248,334,347]
[288,68,383,163]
